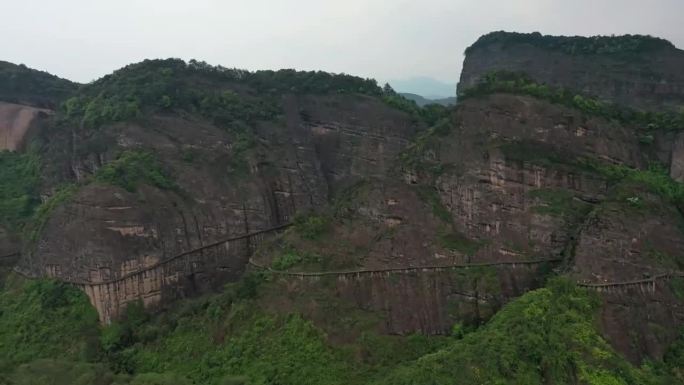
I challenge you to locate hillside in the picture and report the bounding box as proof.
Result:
[399,92,456,107]
[1,32,684,384]
[0,61,77,108]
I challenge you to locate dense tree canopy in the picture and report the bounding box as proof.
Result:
[0,61,77,108]
[466,31,676,55]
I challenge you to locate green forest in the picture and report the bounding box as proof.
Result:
[0,273,682,384]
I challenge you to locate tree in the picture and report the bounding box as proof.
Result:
[382,83,396,95]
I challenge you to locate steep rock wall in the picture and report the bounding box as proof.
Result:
[401,93,684,360]
[573,193,684,362]
[427,94,645,263]
[0,101,51,151]
[19,93,423,319]
[458,36,684,111]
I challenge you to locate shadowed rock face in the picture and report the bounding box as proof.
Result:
[18,93,424,319]
[0,227,18,257]
[572,193,684,362]
[393,93,684,361]
[670,134,684,181]
[9,34,684,363]
[0,102,51,151]
[425,94,643,263]
[458,33,684,111]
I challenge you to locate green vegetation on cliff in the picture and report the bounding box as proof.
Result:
[0,277,100,372]
[94,151,176,192]
[0,150,40,230]
[377,278,680,385]
[0,61,77,107]
[381,83,451,125]
[467,31,675,55]
[460,70,684,131]
[499,137,684,212]
[583,162,684,207]
[61,59,385,130]
[2,272,681,385]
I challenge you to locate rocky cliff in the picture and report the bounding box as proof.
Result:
[458,32,684,111]
[3,33,684,372]
[0,101,52,151]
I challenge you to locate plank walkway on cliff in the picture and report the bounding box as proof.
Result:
[247,257,562,278]
[576,272,684,293]
[9,223,683,296]
[81,223,293,286]
[249,258,683,294]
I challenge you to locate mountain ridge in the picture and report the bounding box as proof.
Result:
[1,31,684,384]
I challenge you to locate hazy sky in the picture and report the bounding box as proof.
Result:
[2,0,683,85]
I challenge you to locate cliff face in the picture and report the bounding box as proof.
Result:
[5,33,684,366]
[458,32,684,111]
[0,101,52,151]
[434,94,684,362]
[17,87,425,319]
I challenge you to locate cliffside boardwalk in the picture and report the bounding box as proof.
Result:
[248,257,563,278]
[14,224,292,323]
[10,225,682,322]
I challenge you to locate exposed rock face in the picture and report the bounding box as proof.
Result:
[403,93,684,361]
[0,226,18,258]
[597,286,683,364]
[0,102,51,151]
[573,194,684,362]
[458,33,684,111]
[19,93,423,319]
[669,132,684,182]
[573,195,684,283]
[9,34,684,364]
[260,265,548,337]
[426,94,644,263]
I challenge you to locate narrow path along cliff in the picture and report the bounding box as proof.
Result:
[10,221,681,323]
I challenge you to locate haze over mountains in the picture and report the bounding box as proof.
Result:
[388,76,457,99]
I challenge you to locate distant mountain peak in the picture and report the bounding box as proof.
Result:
[388,76,456,99]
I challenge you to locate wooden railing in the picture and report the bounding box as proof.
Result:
[9,235,683,294]
[248,257,563,278]
[576,272,684,292]
[12,223,292,286]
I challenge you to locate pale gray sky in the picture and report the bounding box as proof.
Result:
[2,0,683,85]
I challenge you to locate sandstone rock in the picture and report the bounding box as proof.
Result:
[459,33,684,111]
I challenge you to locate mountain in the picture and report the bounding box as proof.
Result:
[399,92,456,106]
[2,32,684,384]
[389,76,456,99]
[0,60,77,108]
[459,31,684,110]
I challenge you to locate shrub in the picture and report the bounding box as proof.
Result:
[460,70,684,132]
[438,230,482,255]
[293,214,331,240]
[271,251,320,271]
[0,279,101,372]
[376,278,652,385]
[0,150,40,230]
[94,151,176,192]
[23,184,78,243]
[415,186,451,223]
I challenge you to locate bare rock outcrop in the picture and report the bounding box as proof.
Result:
[0,101,51,151]
[458,32,684,111]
